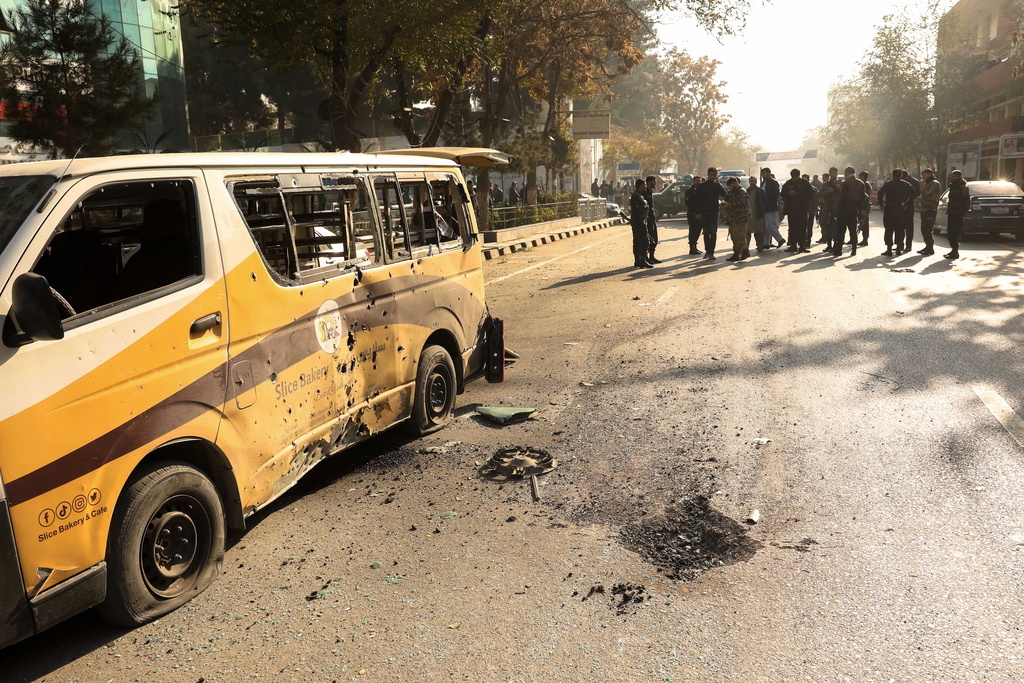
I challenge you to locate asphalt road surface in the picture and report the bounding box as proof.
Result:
[5,213,1024,682]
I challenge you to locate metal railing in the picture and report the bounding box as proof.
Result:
[486,197,608,231]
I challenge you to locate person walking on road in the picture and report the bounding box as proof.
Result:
[644,175,661,264]
[901,170,921,253]
[877,169,915,256]
[834,166,864,257]
[684,176,704,255]
[917,168,940,256]
[629,179,652,268]
[857,171,871,246]
[747,175,767,252]
[761,167,785,248]
[724,177,752,261]
[944,169,970,260]
[819,168,842,250]
[692,167,727,260]
[781,169,815,253]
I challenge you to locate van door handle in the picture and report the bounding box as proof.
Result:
[190,312,222,335]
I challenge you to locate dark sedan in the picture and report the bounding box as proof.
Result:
[934,181,1024,237]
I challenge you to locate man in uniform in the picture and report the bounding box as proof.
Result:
[629,178,652,268]
[901,170,921,253]
[747,175,767,252]
[781,169,815,253]
[684,175,704,255]
[811,174,823,190]
[724,177,752,261]
[944,169,970,260]
[693,167,727,260]
[917,168,941,256]
[643,175,661,263]
[834,166,865,257]
[876,169,915,256]
[820,167,842,250]
[857,171,871,246]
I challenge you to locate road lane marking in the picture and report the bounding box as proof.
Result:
[973,388,1024,447]
[656,286,678,303]
[485,232,623,285]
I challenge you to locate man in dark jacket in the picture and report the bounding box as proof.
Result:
[780,169,815,252]
[643,175,660,263]
[876,169,915,256]
[508,181,521,206]
[760,167,785,248]
[747,175,767,252]
[944,170,970,260]
[692,167,727,260]
[630,178,652,268]
[901,170,921,253]
[834,166,865,256]
[684,176,704,255]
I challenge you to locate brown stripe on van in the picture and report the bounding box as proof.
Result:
[5,273,487,507]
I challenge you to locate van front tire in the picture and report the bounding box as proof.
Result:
[409,344,457,436]
[98,462,225,627]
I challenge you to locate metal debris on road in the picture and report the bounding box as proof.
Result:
[746,509,760,525]
[480,446,558,482]
[475,406,538,424]
[752,438,772,446]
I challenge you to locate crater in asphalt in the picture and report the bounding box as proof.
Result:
[619,490,762,581]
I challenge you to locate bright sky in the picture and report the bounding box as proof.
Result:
[656,0,959,153]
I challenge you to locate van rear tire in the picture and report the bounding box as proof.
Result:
[409,344,457,436]
[98,462,225,627]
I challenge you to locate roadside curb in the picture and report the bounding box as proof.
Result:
[481,218,624,260]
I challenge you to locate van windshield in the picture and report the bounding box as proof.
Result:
[1,175,55,255]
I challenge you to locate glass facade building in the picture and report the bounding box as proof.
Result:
[0,0,188,160]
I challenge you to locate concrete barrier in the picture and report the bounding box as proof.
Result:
[481,217,624,260]
[481,216,583,243]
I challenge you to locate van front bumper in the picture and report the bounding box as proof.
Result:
[0,490,34,650]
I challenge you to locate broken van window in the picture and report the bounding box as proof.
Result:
[230,175,378,285]
[31,180,201,321]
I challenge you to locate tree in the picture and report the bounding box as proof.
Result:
[180,13,274,138]
[183,0,491,152]
[658,48,729,174]
[0,0,155,157]
[605,123,673,176]
[707,127,756,172]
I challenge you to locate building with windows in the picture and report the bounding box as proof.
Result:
[940,0,1024,182]
[0,0,187,163]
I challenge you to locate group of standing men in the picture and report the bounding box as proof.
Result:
[659,165,972,264]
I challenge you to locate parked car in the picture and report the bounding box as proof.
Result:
[933,180,1024,238]
[652,179,691,219]
[579,192,621,218]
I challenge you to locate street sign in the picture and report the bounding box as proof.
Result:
[1000,134,1024,158]
[572,110,610,139]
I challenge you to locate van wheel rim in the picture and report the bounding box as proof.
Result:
[426,365,453,419]
[141,494,210,598]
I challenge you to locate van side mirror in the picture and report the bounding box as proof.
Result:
[6,273,64,344]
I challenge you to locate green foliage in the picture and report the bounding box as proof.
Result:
[826,3,978,173]
[0,0,155,157]
[657,48,729,173]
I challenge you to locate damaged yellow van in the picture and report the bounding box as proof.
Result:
[0,149,507,647]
